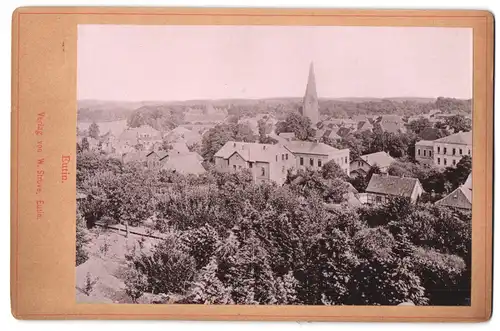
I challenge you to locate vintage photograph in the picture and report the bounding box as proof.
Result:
[75,25,473,306]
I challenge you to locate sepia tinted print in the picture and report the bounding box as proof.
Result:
[76,25,472,306]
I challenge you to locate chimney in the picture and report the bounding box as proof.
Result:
[233,142,237,147]
[262,145,266,150]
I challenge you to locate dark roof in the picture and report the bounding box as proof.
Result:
[435,186,472,209]
[337,127,352,137]
[366,174,422,197]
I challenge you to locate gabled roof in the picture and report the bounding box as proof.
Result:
[337,127,352,137]
[434,131,472,145]
[366,174,422,197]
[146,150,168,160]
[357,121,373,131]
[278,132,296,140]
[358,151,395,169]
[435,186,472,209]
[215,141,289,163]
[323,129,341,140]
[415,140,434,147]
[285,141,339,156]
[162,153,206,175]
[376,121,404,134]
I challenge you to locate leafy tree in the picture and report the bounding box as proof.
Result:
[88,122,100,139]
[321,160,349,180]
[408,118,432,135]
[275,113,316,141]
[186,257,233,304]
[81,137,90,151]
[445,115,472,133]
[445,155,472,189]
[201,123,257,162]
[258,119,278,144]
[124,268,148,303]
[131,234,197,295]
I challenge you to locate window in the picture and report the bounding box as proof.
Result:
[233,165,237,170]
[276,155,278,162]
[376,196,382,203]
[261,167,265,176]
[460,149,463,155]
[429,151,432,157]
[437,146,440,154]
[318,159,322,167]
[282,154,284,161]
[282,166,285,173]
[300,157,304,166]
[444,158,447,166]
[452,148,456,155]
[437,158,440,165]
[443,147,447,154]
[345,157,348,163]
[359,161,363,167]
[468,149,471,155]
[286,154,288,160]
[418,149,421,156]
[310,158,314,166]
[249,163,253,168]
[452,159,456,166]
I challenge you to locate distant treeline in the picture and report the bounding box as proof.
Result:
[77,97,472,125]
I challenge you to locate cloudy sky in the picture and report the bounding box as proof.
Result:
[78,25,472,101]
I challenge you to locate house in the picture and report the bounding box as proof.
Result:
[145,150,168,169]
[415,140,434,165]
[284,141,350,175]
[163,126,202,146]
[375,115,406,134]
[435,173,472,210]
[214,141,295,185]
[118,125,163,151]
[161,153,206,175]
[336,127,353,138]
[365,174,424,204]
[322,129,341,140]
[314,128,340,141]
[349,151,395,177]
[357,121,373,133]
[278,132,296,141]
[433,131,472,168]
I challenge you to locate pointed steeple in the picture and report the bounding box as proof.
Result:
[305,62,317,98]
[301,62,319,125]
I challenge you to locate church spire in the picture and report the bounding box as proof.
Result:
[301,62,319,125]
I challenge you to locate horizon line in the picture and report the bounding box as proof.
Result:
[78,95,473,104]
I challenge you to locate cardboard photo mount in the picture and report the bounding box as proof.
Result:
[10,6,494,321]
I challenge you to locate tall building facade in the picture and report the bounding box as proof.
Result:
[301,62,319,126]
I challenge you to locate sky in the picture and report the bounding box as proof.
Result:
[77,25,473,101]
